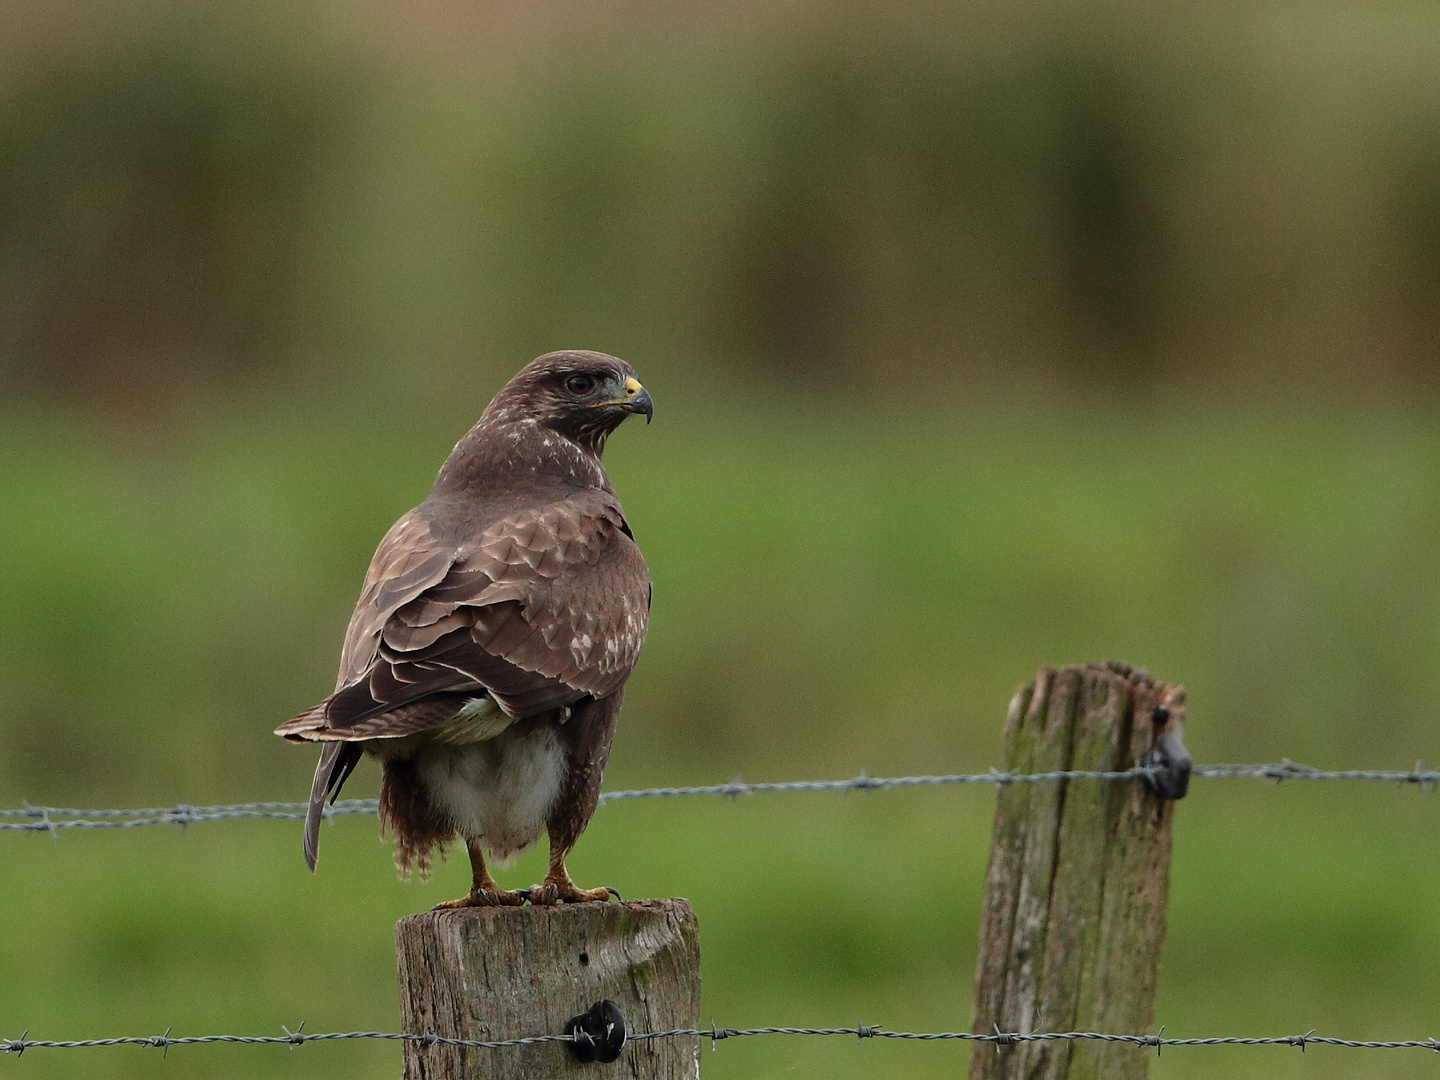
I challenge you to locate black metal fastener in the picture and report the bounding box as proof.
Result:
[1139,707,1192,801]
[565,1000,626,1064]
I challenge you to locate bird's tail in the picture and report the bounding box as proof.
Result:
[304,742,363,871]
[275,699,330,741]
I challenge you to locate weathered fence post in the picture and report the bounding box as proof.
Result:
[397,898,701,1080]
[970,661,1186,1080]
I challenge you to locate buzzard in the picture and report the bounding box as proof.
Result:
[275,351,653,907]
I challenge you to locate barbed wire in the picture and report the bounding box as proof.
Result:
[0,799,378,833]
[6,1023,1440,1056]
[2,759,1436,834]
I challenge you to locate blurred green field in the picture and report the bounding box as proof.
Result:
[4,391,1440,1078]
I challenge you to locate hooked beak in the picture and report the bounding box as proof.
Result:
[620,377,653,424]
[590,375,654,423]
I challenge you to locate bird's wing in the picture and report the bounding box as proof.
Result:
[277,489,650,737]
[383,487,650,716]
[334,510,459,689]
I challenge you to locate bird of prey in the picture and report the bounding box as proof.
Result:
[275,351,652,907]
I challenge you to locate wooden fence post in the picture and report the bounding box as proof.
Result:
[969,661,1186,1080]
[396,898,701,1080]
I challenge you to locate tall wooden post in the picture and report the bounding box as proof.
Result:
[970,661,1185,1080]
[396,898,701,1080]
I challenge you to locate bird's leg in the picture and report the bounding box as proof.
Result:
[433,838,527,908]
[526,847,619,906]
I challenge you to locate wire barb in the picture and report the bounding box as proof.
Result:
[993,1024,1011,1053]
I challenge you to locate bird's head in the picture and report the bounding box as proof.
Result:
[489,350,653,454]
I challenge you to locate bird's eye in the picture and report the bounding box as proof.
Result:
[565,374,595,396]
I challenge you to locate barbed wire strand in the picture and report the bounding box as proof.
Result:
[2,760,1436,833]
[6,1024,1440,1056]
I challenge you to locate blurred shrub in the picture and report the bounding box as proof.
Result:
[4,4,1440,412]
[0,21,354,413]
[717,35,1184,381]
[328,5,1440,399]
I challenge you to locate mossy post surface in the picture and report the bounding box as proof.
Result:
[970,662,1185,1080]
[397,898,701,1080]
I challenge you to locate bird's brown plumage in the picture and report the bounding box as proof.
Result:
[276,351,651,903]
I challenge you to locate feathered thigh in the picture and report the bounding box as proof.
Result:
[377,691,623,877]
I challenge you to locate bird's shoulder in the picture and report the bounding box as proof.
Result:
[337,483,645,688]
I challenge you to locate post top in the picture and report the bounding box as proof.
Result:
[396,896,694,931]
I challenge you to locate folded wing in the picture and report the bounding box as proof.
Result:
[276,488,650,740]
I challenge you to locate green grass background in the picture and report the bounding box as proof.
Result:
[4,391,1440,1078]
